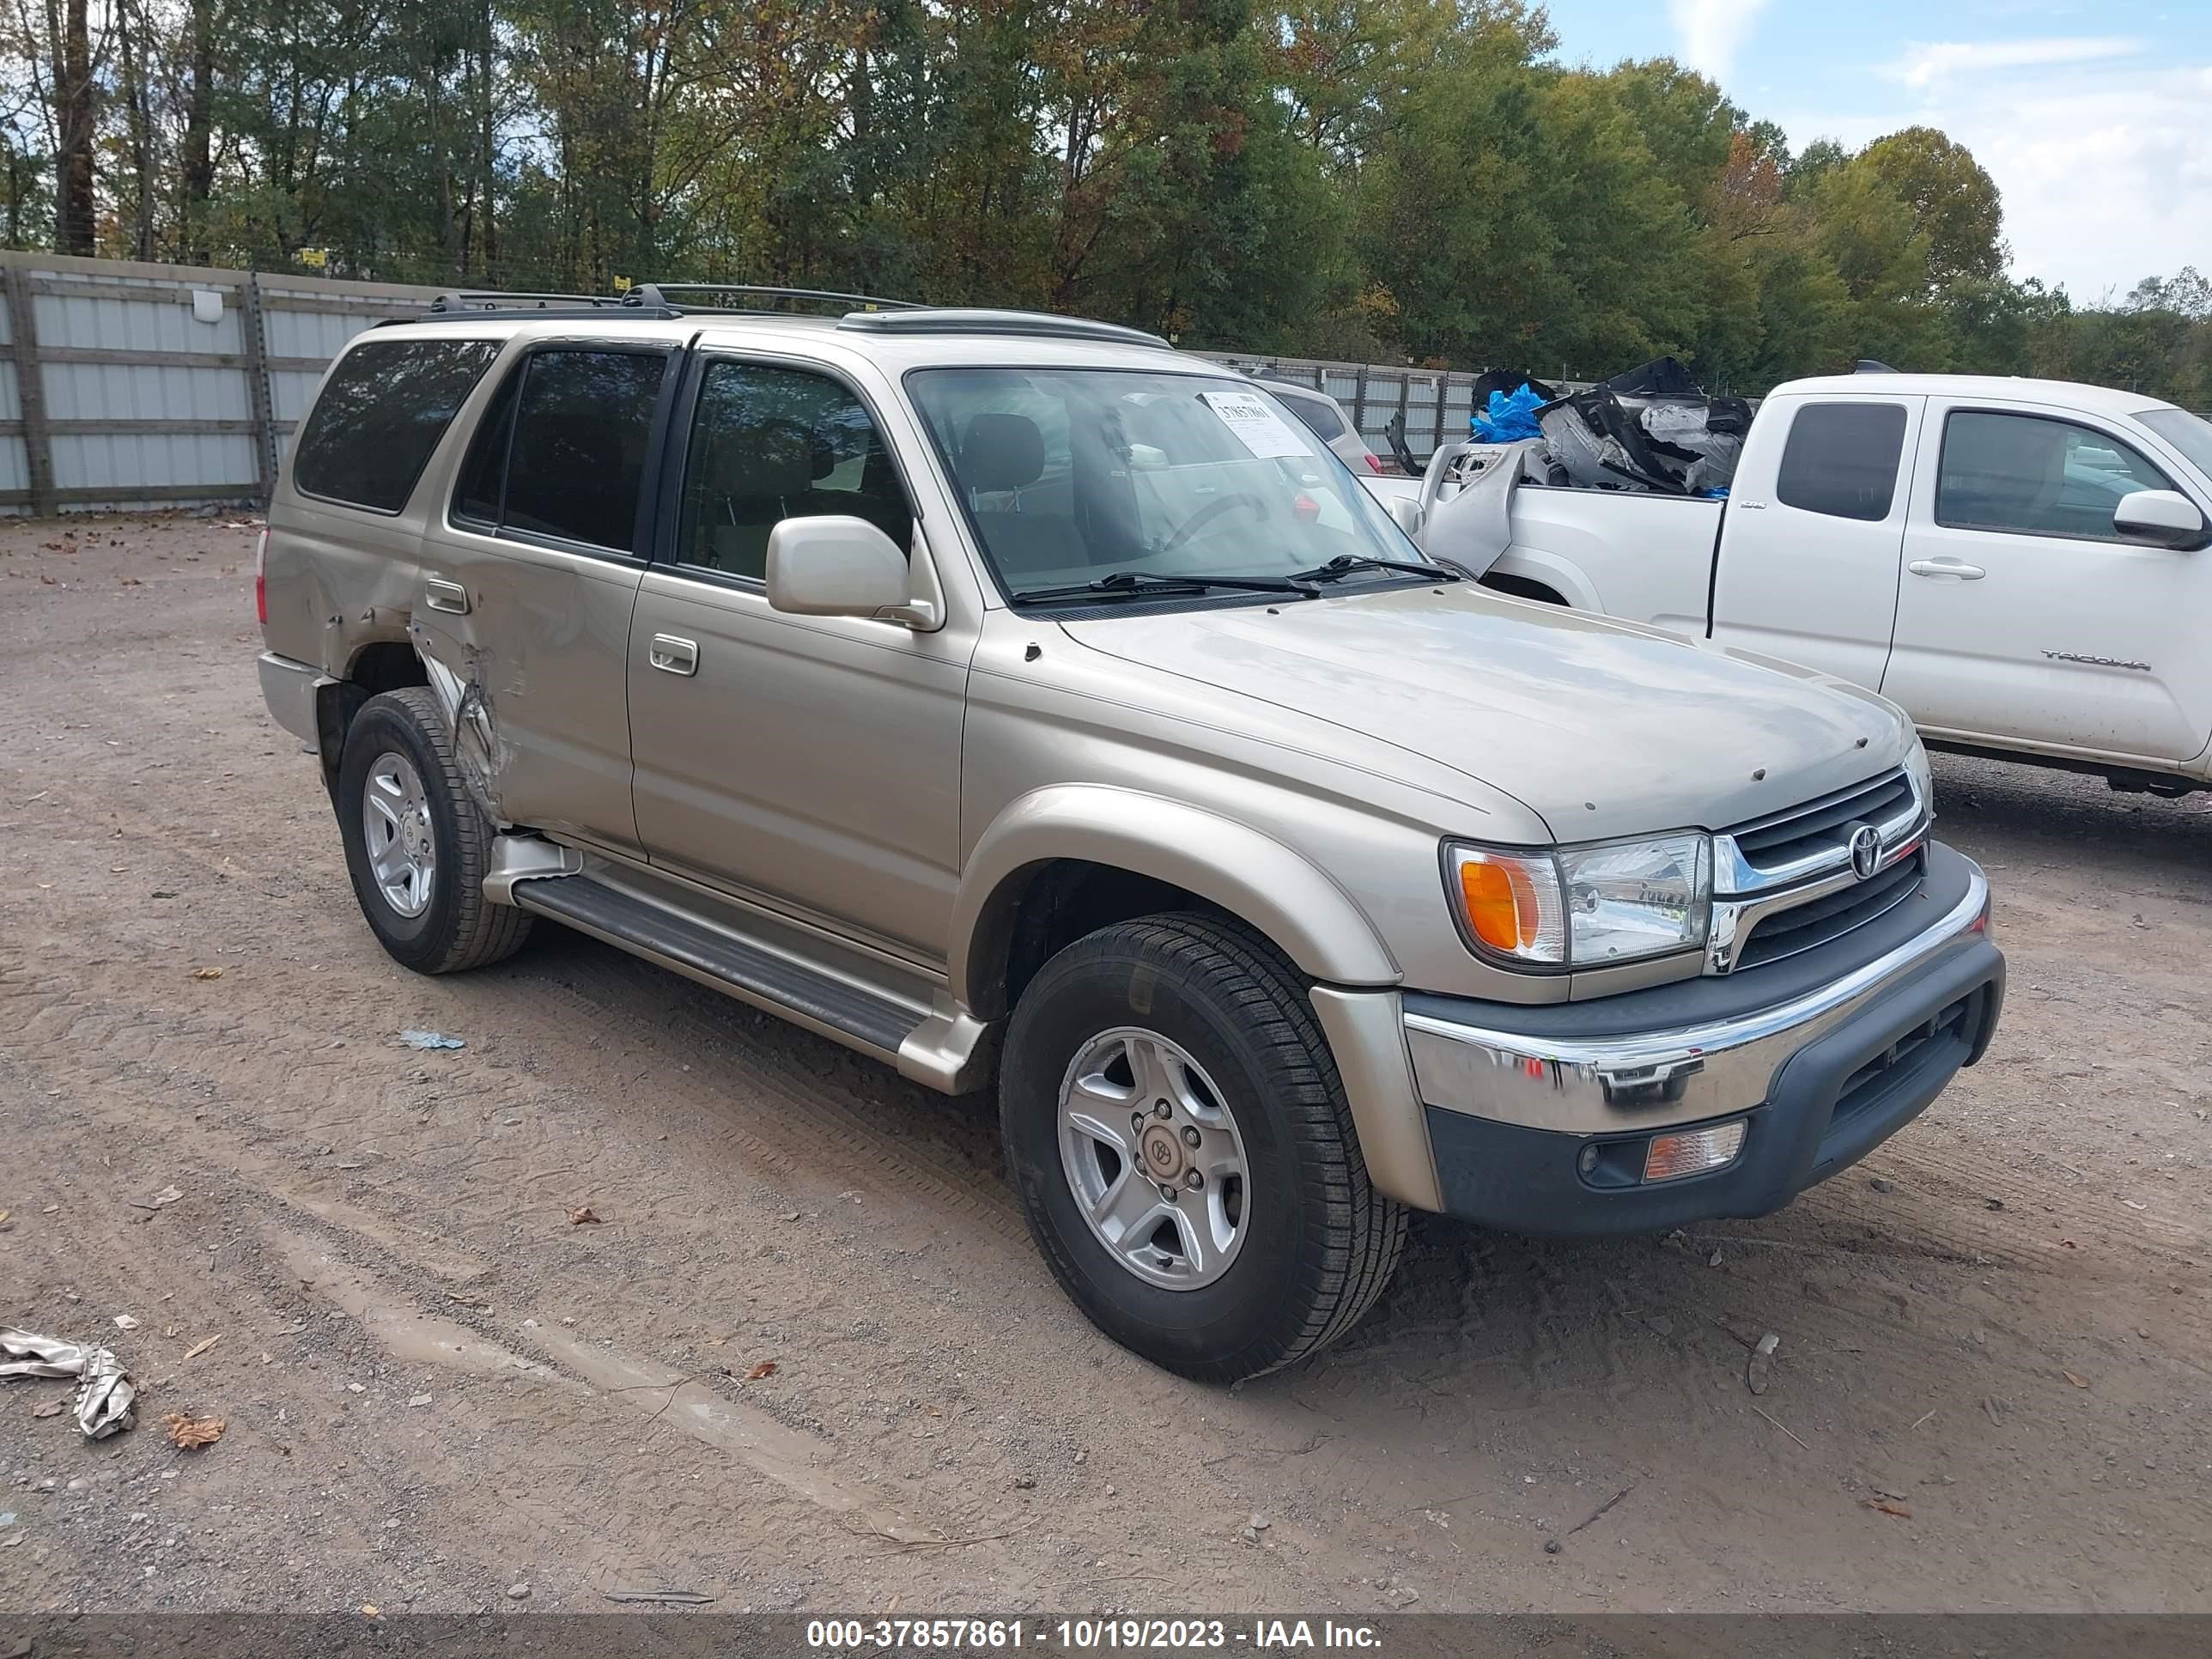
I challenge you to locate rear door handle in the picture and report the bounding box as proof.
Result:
[648,634,698,676]
[1907,558,1985,580]
[423,577,471,613]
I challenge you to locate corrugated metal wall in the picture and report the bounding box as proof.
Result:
[0,252,441,515]
[1,251,1517,514]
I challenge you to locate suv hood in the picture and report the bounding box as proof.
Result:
[1060,583,1914,842]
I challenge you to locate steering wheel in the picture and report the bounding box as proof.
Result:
[1157,491,1270,558]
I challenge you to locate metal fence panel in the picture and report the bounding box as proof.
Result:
[3,252,1527,514]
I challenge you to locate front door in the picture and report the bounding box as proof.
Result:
[413,341,675,851]
[625,352,972,957]
[1709,393,1925,691]
[1882,403,2210,763]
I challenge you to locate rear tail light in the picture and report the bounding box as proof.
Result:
[1364,453,1385,473]
[254,526,269,626]
[1291,492,1321,524]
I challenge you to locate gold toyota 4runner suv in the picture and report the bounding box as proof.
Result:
[256,286,2005,1381]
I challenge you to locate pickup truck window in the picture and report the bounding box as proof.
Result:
[2137,408,2212,480]
[674,360,914,580]
[1936,410,2173,542]
[1774,403,1907,522]
[293,337,498,514]
[453,348,667,553]
[908,367,1413,599]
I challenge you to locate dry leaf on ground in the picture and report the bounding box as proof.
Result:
[189,966,222,980]
[744,1360,778,1381]
[1864,1498,1911,1518]
[568,1206,603,1225]
[161,1410,225,1449]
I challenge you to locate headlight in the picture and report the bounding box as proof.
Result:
[1904,736,1935,817]
[1446,834,1711,970]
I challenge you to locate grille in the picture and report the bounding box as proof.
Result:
[1729,769,1916,875]
[1733,848,1924,970]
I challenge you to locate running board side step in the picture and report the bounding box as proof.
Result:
[506,862,1000,1097]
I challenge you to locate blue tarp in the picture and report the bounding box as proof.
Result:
[1473,383,1547,443]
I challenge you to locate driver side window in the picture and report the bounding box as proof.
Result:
[1936,410,2174,542]
[674,360,913,580]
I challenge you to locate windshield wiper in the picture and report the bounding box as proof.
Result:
[1285,553,1461,584]
[1012,569,1319,604]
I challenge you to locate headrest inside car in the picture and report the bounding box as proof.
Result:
[959,412,1046,494]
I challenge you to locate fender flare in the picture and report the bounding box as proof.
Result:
[1483,548,1601,611]
[951,785,1401,1015]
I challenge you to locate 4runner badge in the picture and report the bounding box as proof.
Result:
[1848,823,1881,881]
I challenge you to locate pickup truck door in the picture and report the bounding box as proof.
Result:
[1706,392,1925,691]
[1881,401,2211,764]
[624,350,973,958]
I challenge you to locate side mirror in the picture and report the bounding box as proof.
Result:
[765,516,937,627]
[2112,489,2209,550]
[1386,495,1425,541]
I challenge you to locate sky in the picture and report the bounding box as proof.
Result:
[1537,0,2212,301]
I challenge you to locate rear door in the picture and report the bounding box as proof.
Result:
[414,340,677,851]
[1708,392,1924,690]
[1881,401,2210,763]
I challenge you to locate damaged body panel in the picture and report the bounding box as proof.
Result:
[408,526,647,849]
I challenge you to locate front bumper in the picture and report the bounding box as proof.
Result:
[1318,842,2002,1233]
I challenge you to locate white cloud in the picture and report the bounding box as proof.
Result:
[1667,0,1772,82]
[1882,36,2145,90]
[1778,60,2212,300]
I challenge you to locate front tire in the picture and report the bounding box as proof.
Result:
[1000,915,1406,1382]
[335,686,531,975]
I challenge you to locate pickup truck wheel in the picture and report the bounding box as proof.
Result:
[1001,915,1406,1382]
[335,687,532,975]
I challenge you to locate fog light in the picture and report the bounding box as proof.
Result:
[1644,1121,1747,1183]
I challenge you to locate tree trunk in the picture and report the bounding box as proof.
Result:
[55,0,95,254]
[181,0,216,262]
[117,0,156,258]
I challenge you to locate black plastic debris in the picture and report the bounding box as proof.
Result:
[1534,356,1751,495]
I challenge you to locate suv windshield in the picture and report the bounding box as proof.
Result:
[908,368,1426,600]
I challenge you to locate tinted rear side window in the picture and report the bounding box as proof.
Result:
[1273,389,1346,441]
[450,349,667,551]
[292,338,498,512]
[1775,402,1908,521]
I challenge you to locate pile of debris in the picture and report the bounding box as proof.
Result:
[1490,357,1752,496]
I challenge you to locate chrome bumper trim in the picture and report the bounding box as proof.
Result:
[257,650,326,742]
[1406,863,1989,1134]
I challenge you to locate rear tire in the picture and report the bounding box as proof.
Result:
[1000,914,1406,1382]
[335,686,532,975]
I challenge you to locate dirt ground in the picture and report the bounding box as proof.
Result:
[1,515,2208,1617]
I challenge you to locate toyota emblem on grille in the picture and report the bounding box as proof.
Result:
[1847,823,1881,881]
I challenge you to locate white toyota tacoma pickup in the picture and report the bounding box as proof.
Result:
[1372,374,2212,798]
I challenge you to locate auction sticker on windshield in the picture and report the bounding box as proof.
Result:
[1200,390,1310,459]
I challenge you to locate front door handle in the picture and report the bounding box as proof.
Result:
[1907,558,1986,581]
[423,577,471,613]
[648,634,699,676]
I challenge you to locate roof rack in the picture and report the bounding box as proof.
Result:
[835,308,1172,349]
[623,283,925,316]
[401,289,680,325]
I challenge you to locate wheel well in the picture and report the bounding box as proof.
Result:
[988,860,1226,1018]
[1480,572,1566,606]
[313,642,429,793]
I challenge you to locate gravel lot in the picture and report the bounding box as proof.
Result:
[3,516,2208,1614]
